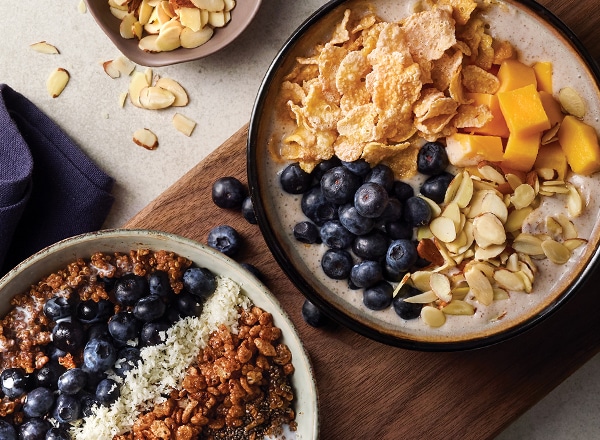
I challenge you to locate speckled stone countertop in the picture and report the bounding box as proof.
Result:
[1,1,599,439]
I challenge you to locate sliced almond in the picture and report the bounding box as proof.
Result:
[563,238,587,251]
[138,0,154,25]
[512,233,544,256]
[110,6,130,19]
[208,10,226,27]
[155,20,183,51]
[442,300,475,315]
[474,243,505,261]
[180,26,214,48]
[421,306,446,327]
[541,239,571,264]
[554,214,578,239]
[566,183,583,218]
[430,216,457,243]
[224,0,236,11]
[78,0,87,13]
[46,68,70,98]
[178,7,203,32]
[119,13,138,39]
[541,122,560,145]
[558,86,586,119]
[155,77,189,106]
[191,0,225,12]
[103,60,121,79]
[172,113,197,136]
[464,266,493,306]
[30,41,59,54]
[411,271,433,292]
[419,195,442,218]
[472,212,506,249]
[481,192,508,223]
[493,268,526,292]
[113,56,136,76]
[505,206,533,233]
[139,34,161,52]
[451,285,470,301]
[478,164,506,184]
[510,184,536,209]
[133,128,158,150]
[430,273,452,303]
[493,287,510,301]
[444,171,463,205]
[402,290,438,304]
[454,171,474,208]
[129,70,151,107]
[139,86,176,109]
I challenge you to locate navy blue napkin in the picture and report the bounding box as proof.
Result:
[0,84,114,277]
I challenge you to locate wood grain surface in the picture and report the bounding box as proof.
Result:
[125,2,600,439]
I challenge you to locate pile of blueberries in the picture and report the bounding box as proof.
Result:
[280,141,453,323]
[0,265,217,440]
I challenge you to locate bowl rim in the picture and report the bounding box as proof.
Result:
[0,228,319,437]
[247,0,600,351]
[83,0,263,67]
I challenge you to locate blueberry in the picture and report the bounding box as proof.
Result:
[83,339,117,373]
[354,182,389,218]
[211,176,246,209]
[18,418,51,440]
[386,239,418,272]
[320,220,355,249]
[378,198,403,223]
[352,230,389,261]
[393,284,423,320]
[174,292,202,318]
[420,172,454,204]
[321,249,353,280]
[403,196,432,227]
[1,368,32,398]
[0,420,16,440]
[241,263,263,281]
[45,344,67,362]
[51,319,85,353]
[301,186,338,226]
[364,164,395,192]
[207,225,242,256]
[382,262,407,282]
[241,196,257,224]
[301,299,328,328]
[139,321,170,347]
[392,180,414,201]
[53,393,81,423]
[148,270,173,298]
[338,203,374,236]
[114,273,148,306]
[22,387,54,418]
[385,220,413,240]
[57,368,88,395]
[96,378,120,405]
[293,221,321,244]
[43,296,71,321]
[350,261,383,289]
[108,312,141,343]
[341,158,371,176]
[310,156,341,182]
[320,166,362,205]
[183,267,216,300]
[79,392,100,418]
[114,347,141,378]
[417,141,449,175]
[45,427,71,440]
[87,322,112,342]
[279,162,313,194]
[133,295,166,322]
[76,299,113,324]
[34,361,65,390]
[363,280,394,310]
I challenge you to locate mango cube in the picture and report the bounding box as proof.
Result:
[464,92,510,138]
[539,91,564,127]
[557,115,600,175]
[498,84,551,136]
[497,59,537,92]
[533,61,553,94]
[445,133,504,167]
[502,132,541,172]
[534,141,568,180]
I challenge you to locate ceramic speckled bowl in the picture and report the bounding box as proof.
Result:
[0,229,318,439]
[247,0,600,350]
[84,0,262,67]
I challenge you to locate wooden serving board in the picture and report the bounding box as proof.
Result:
[125,2,600,439]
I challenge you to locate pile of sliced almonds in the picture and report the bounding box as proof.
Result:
[398,163,588,328]
[109,0,236,52]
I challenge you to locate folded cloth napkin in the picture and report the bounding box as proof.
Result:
[0,84,114,277]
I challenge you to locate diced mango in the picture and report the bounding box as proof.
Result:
[557,115,600,175]
[497,59,537,92]
[445,133,504,167]
[539,91,564,127]
[534,141,568,180]
[502,132,541,172]
[498,84,551,136]
[533,61,553,94]
[464,92,510,138]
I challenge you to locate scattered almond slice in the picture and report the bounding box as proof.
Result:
[103,60,121,79]
[78,0,87,13]
[172,113,197,136]
[139,86,176,109]
[30,41,59,54]
[155,77,188,106]
[46,68,70,98]
[129,71,151,107]
[421,306,446,328]
[118,92,128,108]
[133,128,158,150]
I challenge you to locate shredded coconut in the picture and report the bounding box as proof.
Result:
[70,276,250,439]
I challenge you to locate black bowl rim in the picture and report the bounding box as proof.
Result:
[247,0,600,351]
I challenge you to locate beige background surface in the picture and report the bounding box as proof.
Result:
[1,1,599,438]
